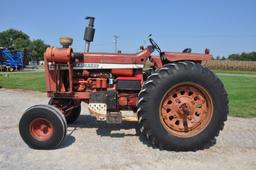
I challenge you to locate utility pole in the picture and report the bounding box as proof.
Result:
[114,35,119,53]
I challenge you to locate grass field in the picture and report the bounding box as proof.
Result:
[0,72,45,92]
[0,70,255,118]
[218,74,256,118]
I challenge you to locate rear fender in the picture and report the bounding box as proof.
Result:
[151,52,212,68]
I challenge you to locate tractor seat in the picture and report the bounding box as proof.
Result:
[182,48,192,53]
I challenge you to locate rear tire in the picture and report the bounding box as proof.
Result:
[19,105,67,149]
[143,68,154,81]
[137,62,228,151]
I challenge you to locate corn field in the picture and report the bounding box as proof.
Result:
[204,60,256,71]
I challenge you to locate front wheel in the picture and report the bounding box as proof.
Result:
[137,61,228,151]
[19,105,67,149]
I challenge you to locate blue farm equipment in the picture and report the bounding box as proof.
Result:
[0,48,17,71]
[12,50,24,69]
[0,48,24,71]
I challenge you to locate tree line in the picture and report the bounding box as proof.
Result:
[214,52,256,61]
[228,52,256,61]
[0,29,49,62]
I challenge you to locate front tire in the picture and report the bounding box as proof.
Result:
[19,105,67,149]
[137,62,228,151]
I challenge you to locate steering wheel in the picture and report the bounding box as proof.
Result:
[149,38,161,53]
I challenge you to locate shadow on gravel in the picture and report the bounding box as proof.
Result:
[138,134,216,151]
[68,115,138,138]
[66,114,217,151]
[59,135,76,149]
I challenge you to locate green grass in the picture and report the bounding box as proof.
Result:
[0,72,45,92]
[0,70,255,117]
[218,75,256,118]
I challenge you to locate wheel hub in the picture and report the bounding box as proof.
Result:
[40,124,48,134]
[160,83,213,137]
[173,97,195,116]
[29,118,53,141]
[179,103,191,115]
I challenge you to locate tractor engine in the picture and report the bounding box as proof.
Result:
[44,43,146,123]
[43,17,153,124]
[73,68,141,110]
[74,67,141,123]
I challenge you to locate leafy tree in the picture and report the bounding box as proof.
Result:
[221,56,226,60]
[14,37,30,50]
[29,39,49,61]
[228,54,240,60]
[228,52,256,61]
[0,29,30,49]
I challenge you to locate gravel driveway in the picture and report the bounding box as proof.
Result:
[0,89,255,170]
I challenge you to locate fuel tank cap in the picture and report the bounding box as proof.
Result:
[59,36,73,48]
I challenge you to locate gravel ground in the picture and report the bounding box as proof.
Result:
[0,89,255,170]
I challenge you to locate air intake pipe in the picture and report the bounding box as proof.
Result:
[84,16,95,52]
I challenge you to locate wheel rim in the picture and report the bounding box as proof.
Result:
[159,82,213,138]
[29,118,53,141]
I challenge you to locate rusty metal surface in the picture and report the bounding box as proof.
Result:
[160,83,213,138]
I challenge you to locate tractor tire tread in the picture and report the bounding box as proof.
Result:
[137,61,229,151]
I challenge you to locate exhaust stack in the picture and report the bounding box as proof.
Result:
[84,16,95,52]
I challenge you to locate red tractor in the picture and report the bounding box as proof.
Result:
[19,17,228,151]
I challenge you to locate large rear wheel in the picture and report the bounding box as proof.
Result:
[137,61,228,151]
